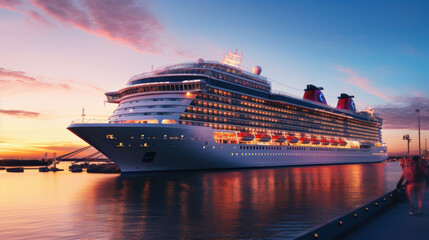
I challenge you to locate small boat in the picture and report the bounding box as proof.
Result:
[339,140,347,146]
[255,133,271,142]
[70,167,83,173]
[330,139,339,146]
[311,138,321,145]
[287,136,299,144]
[321,138,330,145]
[39,166,50,172]
[299,137,311,144]
[51,167,64,172]
[238,132,254,142]
[272,135,287,143]
[7,167,24,172]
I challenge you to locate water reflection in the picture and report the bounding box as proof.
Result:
[79,163,399,239]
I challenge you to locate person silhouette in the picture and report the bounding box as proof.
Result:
[397,156,428,215]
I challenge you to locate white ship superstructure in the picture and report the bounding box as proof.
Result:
[68,53,388,172]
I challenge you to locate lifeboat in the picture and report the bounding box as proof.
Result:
[255,133,271,142]
[339,140,347,146]
[299,137,311,144]
[238,132,254,142]
[330,139,339,146]
[287,136,299,144]
[272,135,287,143]
[321,138,330,145]
[311,138,321,145]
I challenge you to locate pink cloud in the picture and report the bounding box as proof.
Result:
[0,67,108,96]
[27,10,54,27]
[0,67,71,95]
[336,66,390,101]
[29,0,163,54]
[0,109,40,118]
[0,0,198,57]
[0,67,36,81]
[0,0,23,10]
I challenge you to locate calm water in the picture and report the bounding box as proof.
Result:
[0,162,401,239]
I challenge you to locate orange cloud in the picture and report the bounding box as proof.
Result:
[0,109,40,118]
[336,66,390,101]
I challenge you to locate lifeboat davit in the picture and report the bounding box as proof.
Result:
[299,137,311,144]
[287,136,299,144]
[330,139,339,146]
[311,138,321,145]
[321,138,330,145]
[238,132,254,142]
[255,133,271,142]
[272,135,287,143]
[339,140,347,146]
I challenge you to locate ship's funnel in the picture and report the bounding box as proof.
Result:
[336,93,356,112]
[303,84,327,104]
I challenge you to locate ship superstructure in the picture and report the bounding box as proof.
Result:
[68,53,387,172]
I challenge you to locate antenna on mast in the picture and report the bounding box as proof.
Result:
[221,49,242,68]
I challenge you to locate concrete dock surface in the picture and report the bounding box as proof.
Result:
[343,189,429,240]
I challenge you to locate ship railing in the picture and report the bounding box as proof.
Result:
[71,118,110,124]
[128,61,270,85]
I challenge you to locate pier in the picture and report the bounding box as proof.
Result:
[294,187,429,240]
[343,189,429,240]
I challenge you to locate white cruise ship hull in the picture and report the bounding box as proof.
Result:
[68,123,388,173]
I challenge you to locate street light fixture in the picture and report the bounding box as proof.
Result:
[403,134,411,159]
[417,109,421,157]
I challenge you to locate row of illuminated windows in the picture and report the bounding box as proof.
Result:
[180,120,378,143]
[181,111,379,139]
[229,152,366,157]
[180,115,378,142]
[201,91,378,130]
[113,105,182,114]
[190,99,377,134]
[186,103,379,137]
[115,112,176,118]
[206,87,379,127]
[118,82,203,98]
[198,92,379,134]
[188,101,379,138]
[118,98,181,107]
[178,119,379,142]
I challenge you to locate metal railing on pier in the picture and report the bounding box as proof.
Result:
[294,188,406,240]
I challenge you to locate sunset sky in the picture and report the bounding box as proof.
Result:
[1,0,428,158]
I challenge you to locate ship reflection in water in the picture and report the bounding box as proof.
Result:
[0,162,401,239]
[80,163,400,239]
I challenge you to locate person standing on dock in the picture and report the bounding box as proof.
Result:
[397,156,428,216]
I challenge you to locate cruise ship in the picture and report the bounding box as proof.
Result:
[68,51,388,172]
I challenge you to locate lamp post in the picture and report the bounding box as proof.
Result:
[416,109,421,157]
[403,134,411,159]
